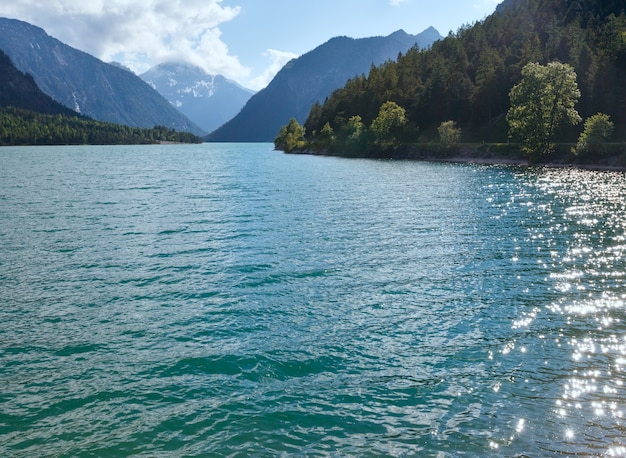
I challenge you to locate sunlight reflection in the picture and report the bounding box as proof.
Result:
[608,447,626,457]
[522,169,626,453]
[512,308,538,329]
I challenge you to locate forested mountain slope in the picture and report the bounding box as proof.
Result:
[0,18,204,135]
[0,49,201,145]
[304,0,626,143]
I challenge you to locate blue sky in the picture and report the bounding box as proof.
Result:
[0,0,501,90]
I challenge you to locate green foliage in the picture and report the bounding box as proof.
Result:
[0,107,202,146]
[302,1,626,160]
[325,115,369,156]
[320,122,335,140]
[318,122,335,147]
[507,62,581,161]
[274,118,306,153]
[345,115,366,142]
[370,101,407,146]
[575,112,614,157]
[438,120,462,146]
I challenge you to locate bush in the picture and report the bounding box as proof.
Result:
[438,120,461,146]
[575,113,614,158]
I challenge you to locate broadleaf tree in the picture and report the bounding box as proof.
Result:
[370,101,407,146]
[506,61,582,161]
[274,118,305,153]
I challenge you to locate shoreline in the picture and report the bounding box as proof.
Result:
[287,144,626,172]
[424,157,626,172]
[421,155,626,172]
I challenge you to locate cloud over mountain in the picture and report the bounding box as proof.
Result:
[0,0,249,79]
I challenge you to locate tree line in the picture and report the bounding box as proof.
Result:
[278,0,626,163]
[0,107,202,146]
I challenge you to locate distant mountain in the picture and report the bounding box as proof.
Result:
[0,49,76,115]
[0,17,204,135]
[206,27,442,142]
[109,61,134,73]
[140,63,254,134]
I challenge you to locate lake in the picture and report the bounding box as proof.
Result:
[1,143,625,456]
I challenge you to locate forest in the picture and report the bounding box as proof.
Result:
[286,0,626,163]
[0,107,202,146]
[0,48,201,146]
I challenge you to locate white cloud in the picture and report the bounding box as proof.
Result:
[0,0,250,80]
[389,0,409,5]
[248,49,298,91]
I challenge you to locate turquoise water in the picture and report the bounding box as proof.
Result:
[0,143,625,456]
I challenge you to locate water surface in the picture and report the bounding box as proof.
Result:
[1,143,625,456]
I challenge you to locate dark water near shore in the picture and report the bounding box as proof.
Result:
[1,143,625,456]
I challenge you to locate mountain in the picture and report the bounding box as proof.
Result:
[303,0,626,146]
[0,49,76,115]
[494,0,517,13]
[0,17,204,135]
[0,49,202,146]
[206,27,442,142]
[140,63,254,134]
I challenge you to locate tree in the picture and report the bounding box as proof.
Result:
[274,118,305,153]
[507,61,582,161]
[438,120,462,146]
[370,101,407,146]
[319,122,335,145]
[337,115,368,154]
[345,115,365,139]
[473,47,506,124]
[0,106,202,146]
[575,113,614,158]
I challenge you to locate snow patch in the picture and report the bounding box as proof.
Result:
[72,92,81,113]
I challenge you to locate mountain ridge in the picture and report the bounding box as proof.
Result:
[206,27,442,142]
[140,62,254,134]
[0,48,77,116]
[0,17,204,135]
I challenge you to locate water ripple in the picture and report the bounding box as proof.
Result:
[0,145,625,456]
